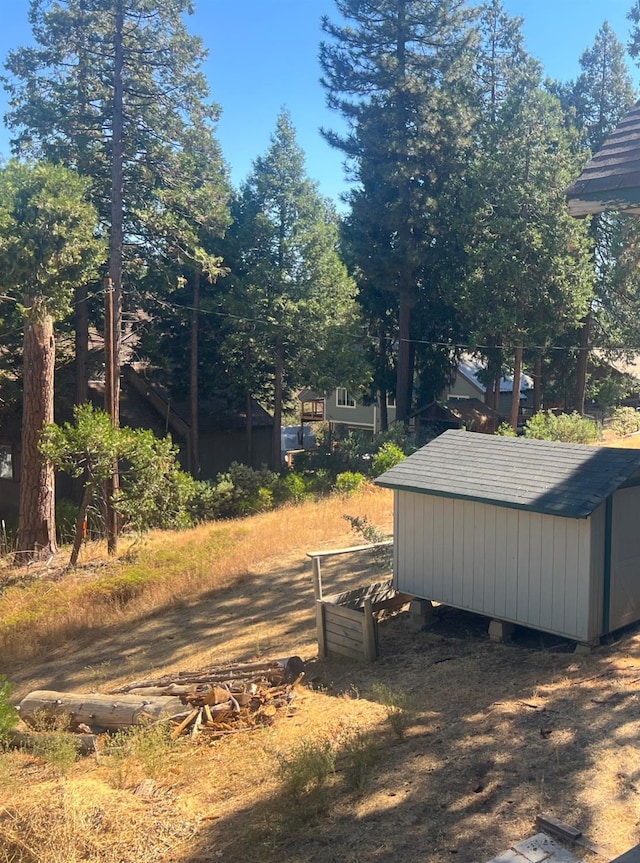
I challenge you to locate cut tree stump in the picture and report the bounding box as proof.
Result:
[18,691,185,733]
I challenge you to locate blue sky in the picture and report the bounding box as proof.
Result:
[0,1,638,205]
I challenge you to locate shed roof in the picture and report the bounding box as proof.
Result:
[375,429,640,518]
[567,100,640,216]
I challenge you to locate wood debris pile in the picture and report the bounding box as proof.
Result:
[113,655,306,740]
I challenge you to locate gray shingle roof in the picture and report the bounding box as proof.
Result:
[375,429,640,518]
[567,100,640,217]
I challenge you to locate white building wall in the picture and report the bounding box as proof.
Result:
[393,490,595,641]
[609,486,640,631]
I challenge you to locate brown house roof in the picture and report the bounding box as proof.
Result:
[567,101,640,216]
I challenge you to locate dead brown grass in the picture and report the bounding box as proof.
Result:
[0,487,392,665]
[3,483,640,863]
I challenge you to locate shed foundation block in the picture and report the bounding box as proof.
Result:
[488,619,515,643]
[574,639,598,655]
[409,599,436,630]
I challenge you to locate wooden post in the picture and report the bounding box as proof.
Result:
[312,556,323,600]
[315,600,327,658]
[362,598,377,662]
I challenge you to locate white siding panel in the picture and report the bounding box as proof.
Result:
[576,518,594,641]
[563,522,580,638]
[472,503,486,611]
[527,513,543,628]
[589,503,605,640]
[493,506,509,619]
[393,491,595,640]
[463,501,477,609]
[504,509,520,620]
[539,520,555,631]
[551,518,567,634]
[432,496,445,600]
[482,505,496,614]
[516,514,531,622]
[441,497,455,605]
[452,500,465,607]
[610,487,640,631]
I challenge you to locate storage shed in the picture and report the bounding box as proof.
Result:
[375,430,640,644]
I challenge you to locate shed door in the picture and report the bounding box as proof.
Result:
[609,487,640,632]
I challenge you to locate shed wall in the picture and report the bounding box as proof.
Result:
[588,502,606,641]
[609,486,640,631]
[393,490,594,641]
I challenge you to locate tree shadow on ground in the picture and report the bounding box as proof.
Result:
[175,609,640,863]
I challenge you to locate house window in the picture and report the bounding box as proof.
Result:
[0,446,13,480]
[336,387,356,408]
[386,394,396,408]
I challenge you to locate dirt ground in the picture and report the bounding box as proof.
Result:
[4,524,640,863]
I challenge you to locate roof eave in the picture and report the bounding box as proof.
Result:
[375,478,594,520]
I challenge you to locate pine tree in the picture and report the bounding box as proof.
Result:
[5,0,230,549]
[320,0,478,424]
[0,161,103,560]
[464,1,594,428]
[560,21,636,412]
[223,111,365,468]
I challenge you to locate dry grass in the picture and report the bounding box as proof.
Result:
[3,481,640,862]
[603,431,640,448]
[0,488,392,665]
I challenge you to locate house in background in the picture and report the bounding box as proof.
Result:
[441,355,534,419]
[0,363,273,523]
[301,354,533,436]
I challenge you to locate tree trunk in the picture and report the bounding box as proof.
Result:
[533,353,542,414]
[574,312,591,415]
[74,283,89,406]
[246,390,254,466]
[189,267,201,477]
[105,0,125,555]
[395,287,412,425]
[379,392,388,433]
[70,483,93,567]
[271,334,284,470]
[510,344,523,433]
[16,315,58,561]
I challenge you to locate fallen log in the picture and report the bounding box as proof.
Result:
[18,691,185,733]
[4,728,99,755]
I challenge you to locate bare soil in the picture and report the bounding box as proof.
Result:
[3,500,640,862]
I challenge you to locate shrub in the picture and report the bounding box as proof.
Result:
[335,471,367,495]
[272,471,309,505]
[371,683,416,740]
[340,730,380,795]
[524,411,599,444]
[276,739,335,797]
[610,406,640,437]
[371,442,406,476]
[496,422,517,437]
[0,677,18,744]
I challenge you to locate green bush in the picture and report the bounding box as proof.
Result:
[335,472,367,495]
[276,739,335,797]
[495,421,517,437]
[371,442,406,476]
[610,407,640,437]
[0,677,18,744]
[523,411,599,444]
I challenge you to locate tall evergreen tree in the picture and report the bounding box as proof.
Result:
[464,1,594,428]
[320,0,478,424]
[5,0,230,549]
[223,111,365,468]
[0,161,102,559]
[558,21,636,411]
